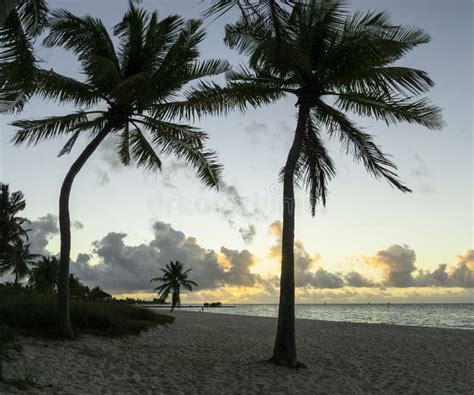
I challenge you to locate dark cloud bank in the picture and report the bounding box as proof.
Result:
[26,215,474,294]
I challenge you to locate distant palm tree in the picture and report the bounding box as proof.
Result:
[10,2,230,337]
[29,256,59,294]
[151,261,198,312]
[0,0,49,112]
[218,0,443,367]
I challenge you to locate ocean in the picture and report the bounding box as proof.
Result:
[180,303,474,330]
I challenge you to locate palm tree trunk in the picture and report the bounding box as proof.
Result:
[270,100,310,368]
[57,125,111,338]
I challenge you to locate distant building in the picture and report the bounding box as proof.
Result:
[89,287,112,301]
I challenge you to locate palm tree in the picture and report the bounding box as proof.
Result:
[0,0,49,112]
[29,256,59,294]
[219,0,443,367]
[0,238,39,283]
[0,184,36,284]
[151,261,198,312]
[9,2,231,337]
[0,183,30,248]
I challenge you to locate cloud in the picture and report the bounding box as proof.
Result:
[414,250,474,288]
[98,136,122,169]
[27,214,59,256]
[268,221,345,289]
[366,244,417,287]
[366,246,474,289]
[26,214,473,298]
[245,120,269,144]
[448,250,474,287]
[239,225,256,243]
[72,221,261,293]
[95,169,110,186]
[216,181,264,223]
[72,221,84,230]
[213,181,263,241]
[160,161,190,189]
[219,247,259,287]
[411,153,436,194]
[344,271,376,288]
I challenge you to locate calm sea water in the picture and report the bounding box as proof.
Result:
[180,304,474,330]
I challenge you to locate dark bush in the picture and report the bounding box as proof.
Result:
[0,286,173,338]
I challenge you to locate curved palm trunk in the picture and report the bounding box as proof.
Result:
[57,125,111,338]
[270,101,310,368]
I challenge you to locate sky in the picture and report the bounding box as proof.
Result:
[0,0,473,303]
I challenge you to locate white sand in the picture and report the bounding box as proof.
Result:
[2,311,473,394]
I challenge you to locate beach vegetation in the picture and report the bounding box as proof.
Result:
[0,284,174,338]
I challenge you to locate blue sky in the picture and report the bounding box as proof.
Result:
[0,0,472,302]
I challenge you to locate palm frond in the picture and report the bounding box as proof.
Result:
[16,0,49,37]
[0,0,16,25]
[153,80,285,122]
[44,9,121,92]
[118,123,131,166]
[10,111,105,146]
[334,92,444,130]
[57,130,80,157]
[0,9,36,113]
[134,118,222,188]
[35,68,102,107]
[293,117,336,215]
[316,100,411,192]
[128,125,162,171]
[113,0,148,76]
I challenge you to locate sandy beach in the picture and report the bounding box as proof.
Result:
[2,311,474,394]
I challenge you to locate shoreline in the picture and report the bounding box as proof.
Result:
[173,308,474,332]
[3,311,473,393]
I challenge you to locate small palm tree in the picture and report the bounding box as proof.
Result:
[0,183,30,253]
[215,0,443,367]
[0,239,39,283]
[9,2,231,337]
[0,184,34,281]
[151,261,198,312]
[29,256,59,294]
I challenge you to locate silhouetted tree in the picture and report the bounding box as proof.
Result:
[29,256,59,294]
[151,261,197,312]
[0,184,36,283]
[1,239,38,283]
[215,0,443,367]
[10,2,231,337]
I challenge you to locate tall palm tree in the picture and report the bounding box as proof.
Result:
[29,256,59,294]
[151,261,198,312]
[0,0,49,112]
[219,0,443,367]
[9,2,231,337]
